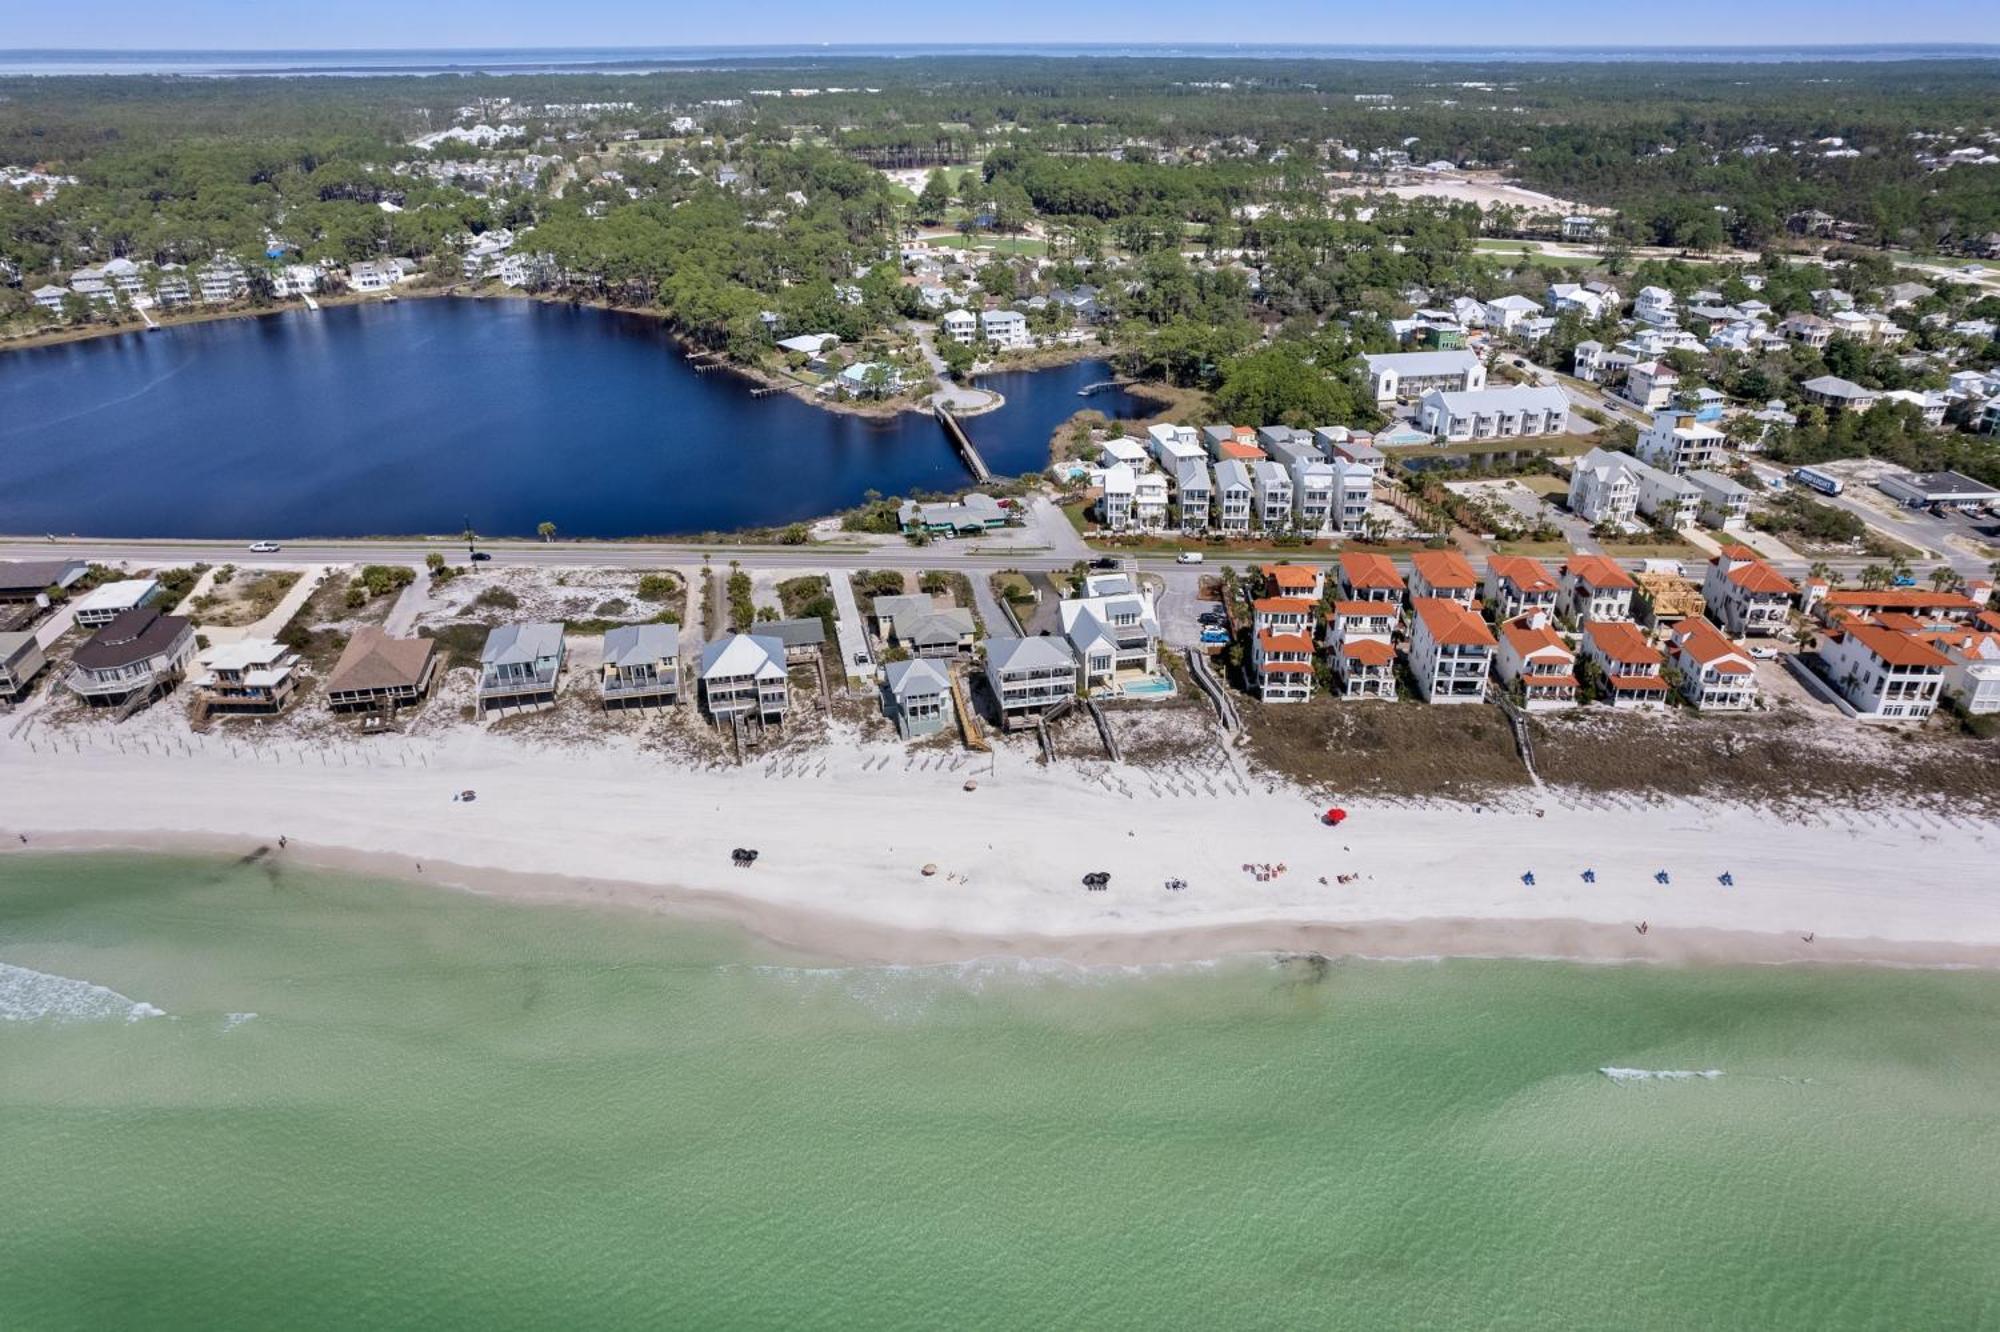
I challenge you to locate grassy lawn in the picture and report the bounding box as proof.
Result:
[1489,539,1577,558]
[1595,537,1705,560]
[954,235,1050,257]
[1515,475,1570,497]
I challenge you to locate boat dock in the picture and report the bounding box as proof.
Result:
[933,403,992,482]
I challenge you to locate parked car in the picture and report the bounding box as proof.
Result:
[247,541,281,553]
[1175,552,1205,564]
[1749,645,1779,660]
[1090,557,1121,571]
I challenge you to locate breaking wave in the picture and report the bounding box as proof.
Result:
[1600,1067,1723,1083]
[0,960,167,1024]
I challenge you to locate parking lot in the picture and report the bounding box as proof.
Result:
[1154,570,1225,648]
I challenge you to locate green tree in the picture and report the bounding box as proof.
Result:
[537,521,557,543]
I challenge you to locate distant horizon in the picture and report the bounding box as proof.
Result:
[5,40,1998,54]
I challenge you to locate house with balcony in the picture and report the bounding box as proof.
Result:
[71,578,161,629]
[1581,620,1670,709]
[874,594,975,659]
[1362,350,1485,403]
[1061,574,1160,694]
[1290,460,1336,534]
[1665,617,1758,710]
[979,309,1030,349]
[1800,375,1879,413]
[1936,630,2000,716]
[1214,459,1253,535]
[1251,625,1317,703]
[1327,601,1397,700]
[1635,410,1725,476]
[197,255,249,303]
[1338,551,1405,604]
[698,633,790,724]
[1262,564,1326,601]
[0,630,49,702]
[1408,597,1495,704]
[476,622,565,718]
[982,635,1077,725]
[1251,596,1316,640]
[1495,612,1577,711]
[65,608,196,712]
[1819,621,1947,721]
[1484,557,1559,621]
[882,657,953,738]
[1095,462,1136,530]
[1633,285,1677,327]
[939,308,977,344]
[1417,386,1568,441]
[324,627,439,716]
[1250,460,1293,531]
[1480,293,1543,334]
[1629,457,1702,529]
[1623,360,1678,411]
[600,623,680,709]
[1560,556,1637,624]
[1703,547,1797,637]
[1567,449,1642,525]
[195,639,301,717]
[1133,470,1170,530]
[1173,458,1213,532]
[1147,423,1204,470]
[1409,549,1479,607]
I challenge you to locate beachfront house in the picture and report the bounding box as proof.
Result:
[69,578,161,629]
[1819,621,1947,721]
[1581,620,1670,709]
[1251,625,1316,703]
[1061,573,1160,694]
[1560,556,1637,624]
[476,622,566,718]
[764,618,828,666]
[65,608,196,713]
[698,633,790,725]
[1362,350,1485,403]
[874,594,976,659]
[1338,551,1405,604]
[1409,550,1479,608]
[1484,557,1558,621]
[1703,547,1797,637]
[1408,597,1495,705]
[600,623,680,709]
[1495,611,1578,711]
[324,627,439,716]
[194,639,300,718]
[0,630,49,702]
[1937,630,2000,715]
[0,559,87,606]
[882,657,953,739]
[982,635,1077,725]
[1665,617,1759,711]
[1328,600,1397,700]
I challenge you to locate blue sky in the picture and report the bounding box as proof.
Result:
[7,0,1994,48]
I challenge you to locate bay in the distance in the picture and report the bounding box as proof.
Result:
[0,298,1146,539]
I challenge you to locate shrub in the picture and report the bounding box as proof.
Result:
[357,564,417,598]
[636,573,678,602]
[472,586,521,612]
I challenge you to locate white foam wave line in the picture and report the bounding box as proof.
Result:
[1600,1067,1724,1083]
[0,960,167,1024]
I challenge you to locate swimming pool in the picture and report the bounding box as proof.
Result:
[1119,676,1177,699]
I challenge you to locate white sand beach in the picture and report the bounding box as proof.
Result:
[5,715,1998,968]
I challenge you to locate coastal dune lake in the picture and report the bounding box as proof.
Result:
[4,853,1999,1328]
[0,298,1149,539]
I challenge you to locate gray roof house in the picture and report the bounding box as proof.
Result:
[601,623,680,709]
[763,616,828,662]
[1,629,50,702]
[883,656,954,739]
[477,622,565,717]
[982,635,1078,723]
[874,594,976,657]
[0,559,88,605]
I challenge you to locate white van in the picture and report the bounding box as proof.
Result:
[1175,552,1205,565]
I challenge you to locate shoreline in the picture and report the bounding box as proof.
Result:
[8,831,1998,972]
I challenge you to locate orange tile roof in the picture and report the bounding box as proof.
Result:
[1413,596,1496,649]
[1608,673,1670,692]
[1334,599,1395,618]
[1501,617,1572,659]
[1487,556,1557,593]
[1341,638,1396,665]
[1411,549,1478,589]
[1218,441,1265,461]
[1523,673,1579,690]
[1563,554,1636,590]
[1842,621,1950,669]
[1825,589,1978,614]
[1669,618,1753,672]
[1262,564,1321,592]
[1585,620,1662,667]
[1719,551,1797,596]
[1260,661,1315,676]
[1339,552,1405,591]
[1252,596,1316,616]
[1257,631,1315,653]
[1978,611,2000,634]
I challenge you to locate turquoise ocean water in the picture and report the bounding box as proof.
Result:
[2,853,1997,1328]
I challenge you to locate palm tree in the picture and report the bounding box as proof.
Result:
[1807,560,1835,585]
[1859,564,1890,590]
[537,521,557,543]
[1929,566,1964,592]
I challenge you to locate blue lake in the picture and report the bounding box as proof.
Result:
[0,298,1149,539]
